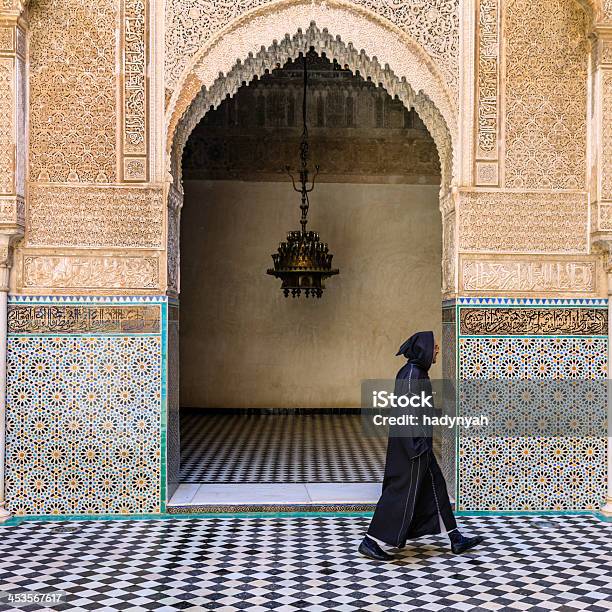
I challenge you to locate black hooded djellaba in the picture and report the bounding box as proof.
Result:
[366,331,457,548]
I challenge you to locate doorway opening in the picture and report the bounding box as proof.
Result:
[170,51,443,510]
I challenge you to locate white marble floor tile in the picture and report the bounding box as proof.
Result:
[168,483,201,505]
[186,483,311,505]
[305,483,381,503]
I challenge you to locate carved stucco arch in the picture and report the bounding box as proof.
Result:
[166,3,458,193]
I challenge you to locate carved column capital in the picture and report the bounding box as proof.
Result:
[592,237,612,276]
[591,25,612,66]
[0,230,21,292]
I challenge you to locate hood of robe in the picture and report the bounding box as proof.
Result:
[395,331,435,371]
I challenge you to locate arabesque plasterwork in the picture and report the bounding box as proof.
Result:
[28,0,117,184]
[0,56,14,195]
[503,0,588,190]
[164,0,459,98]
[600,71,612,202]
[458,191,589,254]
[0,0,608,298]
[3,0,606,297]
[474,0,500,187]
[121,0,148,182]
[26,185,164,249]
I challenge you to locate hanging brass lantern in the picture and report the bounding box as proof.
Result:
[267,49,339,298]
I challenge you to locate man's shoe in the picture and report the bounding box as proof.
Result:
[451,535,484,555]
[358,536,396,561]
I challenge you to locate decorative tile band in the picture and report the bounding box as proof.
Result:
[459,308,607,336]
[8,305,161,335]
[8,295,168,304]
[456,296,607,307]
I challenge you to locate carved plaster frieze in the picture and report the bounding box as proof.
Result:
[18,251,160,292]
[458,191,589,254]
[0,26,14,52]
[0,0,28,16]
[0,195,24,228]
[595,200,612,231]
[26,184,164,249]
[460,255,601,295]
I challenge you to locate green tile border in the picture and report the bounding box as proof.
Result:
[159,301,168,514]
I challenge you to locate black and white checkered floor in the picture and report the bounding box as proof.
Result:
[180,412,386,483]
[0,515,610,611]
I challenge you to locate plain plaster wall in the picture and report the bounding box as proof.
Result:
[180,180,442,408]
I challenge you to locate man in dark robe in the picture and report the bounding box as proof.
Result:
[359,331,484,560]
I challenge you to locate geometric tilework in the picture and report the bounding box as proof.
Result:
[0,515,610,611]
[457,434,606,511]
[457,307,607,512]
[459,337,608,379]
[5,335,162,515]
